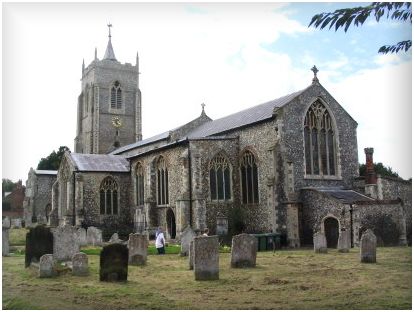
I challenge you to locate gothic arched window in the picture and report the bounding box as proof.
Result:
[110,81,122,109]
[240,151,259,204]
[136,163,145,206]
[100,177,118,215]
[304,101,336,176]
[209,154,231,201]
[156,156,169,205]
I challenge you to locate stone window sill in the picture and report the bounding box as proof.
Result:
[304,175,342,181]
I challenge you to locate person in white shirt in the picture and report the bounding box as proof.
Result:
[155,227,165,254]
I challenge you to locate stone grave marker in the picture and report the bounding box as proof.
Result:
[109,232,123,244]
[231,233,257,268]
[313,232,327,253]
[180,226,196,256]
[12,219,22,228]
[360,229,377,263]
[99,243,128,282]
[193,235,219,280]
[52,225,80,261]
[39,254,56,278]
[77,227,87,247]
[2,228,9,256]
[87,226,103,246]
[2,217,11,229]
[25,225,54,267]
[189,240,194,270]
[72,252,89,276]
[216,218,228,236]
[128,233,148,265]
[337,229,351,253]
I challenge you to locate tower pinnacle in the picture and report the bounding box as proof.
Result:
[103,23,117,61]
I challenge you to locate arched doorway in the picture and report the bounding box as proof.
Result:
[324,217,339,248]
[166,209,176,239]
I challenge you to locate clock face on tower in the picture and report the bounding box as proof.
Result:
[111,116,123,128]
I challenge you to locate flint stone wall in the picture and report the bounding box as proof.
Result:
[72,252,89,276]
[180,227,196,256]
[128,233,148,265]
[52,225,80,261]
[193,235,219,280]
[313,232,327,253]
[360,229,376,263]
[100,243,128,282]
[231,233,257,268]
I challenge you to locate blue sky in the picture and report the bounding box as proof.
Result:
[2,2,412,182]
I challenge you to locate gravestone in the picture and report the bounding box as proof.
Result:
[337,229,351,253]
[52,225,80,261]
[109,233,123,244]
[39,254,56,278]
[2,228,9,256]
[216,218,228,235]
[128,233,148,265]
[360,229,377,263]
[12,219,22,228]
[193,235,219,280]
[2,217,11,229]
[180,226,196,256]
[231,233,257,268]
[100,243,128,282]
[25,225,54,267]
[189,240,194,270]
[87,226,103,246]
[313,232,327,253]
[77,227,87,247]
[72,252,89,276]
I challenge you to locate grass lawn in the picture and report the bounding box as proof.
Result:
[2,245,411,309]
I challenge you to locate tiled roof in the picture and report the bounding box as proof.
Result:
[70,153,130,172]
[313,188,374,204]
[110,131,170,155]
[188,89,305,138]
[35,170,57,175]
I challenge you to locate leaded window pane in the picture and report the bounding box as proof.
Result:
[320,129,327,175]
[117,89,122,109]
[328,130,335,175]
[241,166,247,204]
[113,191,118,214]
[304,127,312,174]
[217,167,224,200]
[209,155,232,201]
[111,87,116,108]
[241,151,259,204]
[224,167,231,200]
[165,170,169,204]
[312,128,319,174]
[210,168,217,200]
[156,157,169,205]
[100,191,105,214]
[100,177,118,215]
[253,163,259,203]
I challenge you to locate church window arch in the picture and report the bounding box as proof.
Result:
[240,150,259,204]
[304,100,336,176]
[110,81,122,109]
[100,177,119,215]
[156,156,169,206]
[209,154,232,201]
[135,162,145,206]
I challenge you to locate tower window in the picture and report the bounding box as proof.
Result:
[304,101,336,176]
[240,151,259,204]
[209,154,232,201]
[100,177,119,215]
[110,81,122,109]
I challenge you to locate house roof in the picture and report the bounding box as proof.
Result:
[112,87,307,155]
[70,153,130,172]
[35,170,58,175]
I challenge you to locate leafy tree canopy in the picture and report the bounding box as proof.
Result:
[309,2,412,54]
[37,146,70,171]
[359,162,401,179]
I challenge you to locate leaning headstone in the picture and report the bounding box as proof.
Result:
[52,225,80,261]
[194,235,219,280]
[337,229,351,253]
[360,229,377,263]
[72,252,89,276]
[189,240,194,270]
[100,243,128,282]
[313,232,327,253]
[231,233,257,268]
[39,254,56,278]
[87,226,103,246]
[2,217,11,229]
[180,226,196,256]
[128,233,148,265]
[2,228,10,256]
[77,227,87,247]
[109,232,123,244]
[25,225,54,267]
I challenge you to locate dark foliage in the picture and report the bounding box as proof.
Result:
[2,201,11,211]
[360,214,400,246]
[228,206,246,236]
[37,146,70,171]
[101,212,134,241]
[99,243,128,282]
[25,225,54,267]
[2,179,18,198]
[359,162,401,179]
[309,2,412,54]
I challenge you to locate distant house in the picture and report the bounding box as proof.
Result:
[3,180,25,219]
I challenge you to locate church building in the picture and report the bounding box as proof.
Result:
[27,26,411,247]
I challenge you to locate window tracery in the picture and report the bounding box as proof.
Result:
[209,154,231,201]
[100,177,118,215]
[240,151,259,204]
[110,81,122,109]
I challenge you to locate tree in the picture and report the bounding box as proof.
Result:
[309,2,412,54]
[37,146,70,171]
[359,162,401,179]
[2,178,17,198]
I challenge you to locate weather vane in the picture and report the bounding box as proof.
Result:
[107,23,112,38]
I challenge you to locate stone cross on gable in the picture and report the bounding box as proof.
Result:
[201,103,206,113]
[311,65,319,83]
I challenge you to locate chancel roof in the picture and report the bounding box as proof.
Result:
[70,153,129,172]
[309,188,374,204]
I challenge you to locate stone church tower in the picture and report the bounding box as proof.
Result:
[74,24,142,154]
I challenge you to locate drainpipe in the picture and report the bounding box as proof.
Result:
[72,171,78,226]
[349,204,354,248]
[187,140,193,227]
